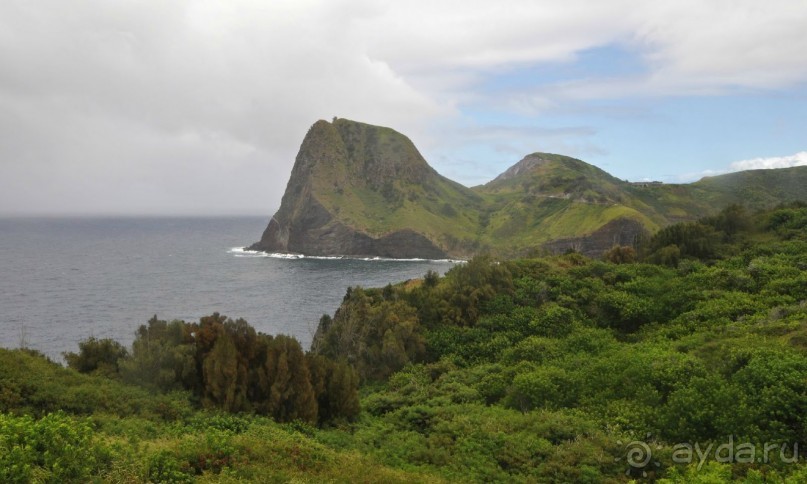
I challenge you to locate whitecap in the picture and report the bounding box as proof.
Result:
[228,247,464,263]
[228,247,271,258]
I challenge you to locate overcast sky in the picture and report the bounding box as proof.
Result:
[1,1,806,216]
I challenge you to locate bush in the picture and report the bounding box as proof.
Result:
[0,412,108,483]
[64,337,128,376]
[147,450,193,483]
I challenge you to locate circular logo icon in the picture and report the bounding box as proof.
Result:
[625,440,652,468]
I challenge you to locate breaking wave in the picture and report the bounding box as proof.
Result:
[228,247,463,263]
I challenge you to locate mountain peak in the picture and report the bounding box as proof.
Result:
[481,152,625,203]
[249,119,807,259]
[489,153,590,184]
[248,118,481,258]
[329,118,435,187]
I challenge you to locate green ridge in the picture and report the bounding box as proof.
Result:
[252,119,807,258]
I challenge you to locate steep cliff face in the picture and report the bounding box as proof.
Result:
[248,120,341,254]
[250,118,807,259]
[541,218,648,257]
[248,119,478,258]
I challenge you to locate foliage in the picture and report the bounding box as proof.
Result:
[304,205,807,481]
[311,287,426,381]
[63,337,128,377]
[4,204,807,482]
[0,412,107,483]
[0,347,183,418]
[66,314,359,425]
[603,245,637,264]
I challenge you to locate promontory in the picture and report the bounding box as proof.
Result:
[249,118,807,259]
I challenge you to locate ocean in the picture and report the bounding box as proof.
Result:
[0,216,457,362]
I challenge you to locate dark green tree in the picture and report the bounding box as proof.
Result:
[119,316,196,392]
[64,337,128,377]
[202,333,246,412]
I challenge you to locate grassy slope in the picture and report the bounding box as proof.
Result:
[307,120,483,254]
[627,166,807,222]
[286,120,807,257]
[475,154,663,252]
[476,156,807,254]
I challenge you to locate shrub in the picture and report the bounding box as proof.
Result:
[64,337,128,376]
[146,450,193,483]
[0,412,107,483]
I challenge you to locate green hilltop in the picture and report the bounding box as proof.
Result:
[250,118,807,258]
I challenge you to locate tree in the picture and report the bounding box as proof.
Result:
[645,223,720,263]
[702,204,750,238]
[424,269,440,288]
[442,255,514,326]
[312,289,426,381]
[118,316,196,392]
[603,245,636,264]
[308,355,360,425]
[64,337,128,377]
[202,333,246,412]
[262,335,317,423]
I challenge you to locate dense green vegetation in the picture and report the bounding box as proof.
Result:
[65,313,361,426]
[2,203,806,482]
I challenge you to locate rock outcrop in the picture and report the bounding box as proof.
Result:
[542,218,648,257]
[249,118,807,259]
[248,119,461,258]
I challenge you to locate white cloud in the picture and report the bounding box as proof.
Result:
[350,0,807,103]
[635,1,807,92]
[730,152,807,171]
[0,0,805,214]
[0,0,450,215]
[672,152,807,183]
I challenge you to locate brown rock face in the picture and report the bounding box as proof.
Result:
[248,119,449,259]
[249,200,447,258]
[542,218,648,257]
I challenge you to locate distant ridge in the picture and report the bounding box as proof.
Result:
[250,118,807,258]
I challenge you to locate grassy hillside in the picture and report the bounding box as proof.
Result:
[264,119,807,258]
[471,153,656,254]
[473,153,807,255]
[282,119,485,256]
[621,166,807,225]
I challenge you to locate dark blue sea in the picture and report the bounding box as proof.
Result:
[0,217,457,362]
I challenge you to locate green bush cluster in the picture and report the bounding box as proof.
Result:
[307,204,807,481]
[66,314,360,425]
[0,412,107,483]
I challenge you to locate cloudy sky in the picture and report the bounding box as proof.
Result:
[1,0,806,216]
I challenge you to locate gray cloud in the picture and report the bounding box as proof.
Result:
[0,1,446,215]
[1,1,805,215]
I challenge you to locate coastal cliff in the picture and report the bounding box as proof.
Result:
[248,119,478,258]
[250,119,807,259]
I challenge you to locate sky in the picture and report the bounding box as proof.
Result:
[1,0,806,216]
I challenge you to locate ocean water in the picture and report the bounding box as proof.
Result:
[0,217,457,361]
